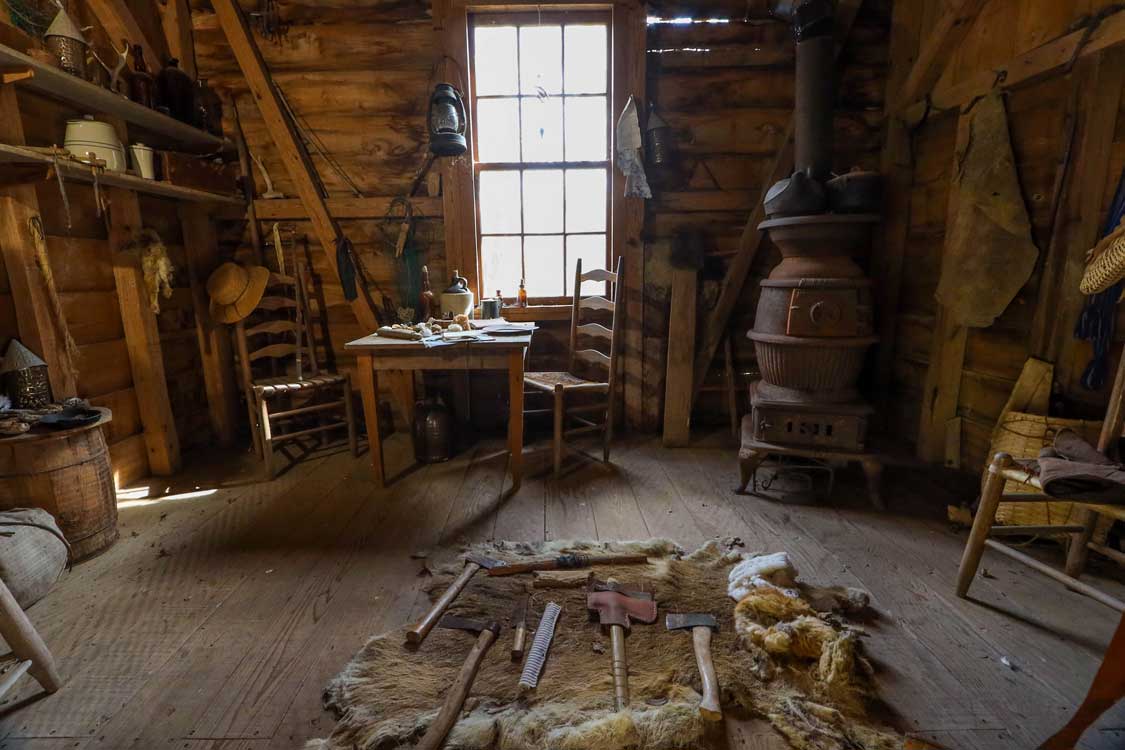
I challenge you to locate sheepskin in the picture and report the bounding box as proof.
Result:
[308,539,901,750]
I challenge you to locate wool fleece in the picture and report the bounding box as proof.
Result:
[309,539,901,750]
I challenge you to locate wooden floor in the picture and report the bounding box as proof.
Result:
[1,433,1124,750]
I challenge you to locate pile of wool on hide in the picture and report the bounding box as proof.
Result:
[309,539,901,750]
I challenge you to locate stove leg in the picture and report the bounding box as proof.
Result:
[737,450,769,495]
[861,457,884,511]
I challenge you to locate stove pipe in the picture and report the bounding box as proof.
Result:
[772,0,836,180]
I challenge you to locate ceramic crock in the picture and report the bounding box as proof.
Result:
[64,118,127,172]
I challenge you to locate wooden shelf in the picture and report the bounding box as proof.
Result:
[0,143,244,204]
[0,42,233,154]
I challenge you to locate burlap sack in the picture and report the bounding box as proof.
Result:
[0,508,68,609]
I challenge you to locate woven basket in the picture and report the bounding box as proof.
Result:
[989,412,1123,539]
[1079,222,1125,294]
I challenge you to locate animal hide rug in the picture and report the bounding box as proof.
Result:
[308,539,902,750]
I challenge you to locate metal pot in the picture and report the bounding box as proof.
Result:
[826,169,883,213]
[412,397,452,463]
[763,170,826,217]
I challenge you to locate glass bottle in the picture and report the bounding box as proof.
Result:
[517,279,528,308]
[129,45,155,109]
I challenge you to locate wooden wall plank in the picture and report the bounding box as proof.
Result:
[662,268,696,447]
[109,187,182,476]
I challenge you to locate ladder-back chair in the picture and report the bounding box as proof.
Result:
[525,257,623,477]
[233,266,357,478]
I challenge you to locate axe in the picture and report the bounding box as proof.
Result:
[416,616,501,750]
[406,553,503,645]
[666,613,722,721]
[586,579,657,711]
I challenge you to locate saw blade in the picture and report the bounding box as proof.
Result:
[518,601,562,690]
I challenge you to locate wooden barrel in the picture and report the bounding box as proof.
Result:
[0,410,117,561]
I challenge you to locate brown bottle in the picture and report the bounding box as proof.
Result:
[517,279,528,308]
[419,265,434,321]
[129,45,155,109]
[157,57,195,123]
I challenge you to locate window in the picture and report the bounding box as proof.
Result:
[469,11,612,302]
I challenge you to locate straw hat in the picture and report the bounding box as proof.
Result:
[1080,221,1125,295]
[206,262,269,324]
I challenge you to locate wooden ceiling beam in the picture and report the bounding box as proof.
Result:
[85,0,167,62]
[891,0,992,112]
[900,5,1125,126]
[689,0,863,406]
[157,0,197,78]
[210,0,380,332]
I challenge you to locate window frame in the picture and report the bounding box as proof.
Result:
[468,8,614,304]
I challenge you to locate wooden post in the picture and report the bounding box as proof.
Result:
[85,0,167,64]
[916,112,972,462]
[0,85,78,399]
[209,0,380,333]
[108,187,181,475]
[689,0,863,408]
[156,0,196,78]
[662,268,696,447]
[179,203,239,446]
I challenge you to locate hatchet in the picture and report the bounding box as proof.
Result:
[416,616,501,750]
[406,553,503,645]
[587,580,657,711]
[666,612,722,721]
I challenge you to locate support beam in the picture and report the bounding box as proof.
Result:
[901,7,1125,127]
[0,86,78,399]
[891,0,991,112]
[915,111,972,462]
[108,187,181,475]
[179,203,239,445]
[690,0,862,406]
[210,0,380,333]
[85,0,166,64]
[157,0,197,79]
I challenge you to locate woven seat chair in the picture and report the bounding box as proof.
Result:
[524,258,623,477]
[232,265,358,478]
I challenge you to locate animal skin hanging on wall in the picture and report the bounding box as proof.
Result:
[934,93,1038,328]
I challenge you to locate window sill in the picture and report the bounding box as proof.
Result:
[503,305,571,322]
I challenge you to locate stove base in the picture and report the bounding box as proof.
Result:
[736,414,884,510]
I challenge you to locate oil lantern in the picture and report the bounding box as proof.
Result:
[428,83,467,157]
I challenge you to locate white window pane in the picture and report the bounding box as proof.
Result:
[565,168,607,232]
[479,170,521,234]
[474,26,518,96]
[564,25,607,94]
[520,25,562,96]
[522,170,563,234]
[521,96,563,162]
[564,96,607,161]
[524,235,564,297]
[476,98,520,163]
[567,235,607,295]
[482,236,522,297]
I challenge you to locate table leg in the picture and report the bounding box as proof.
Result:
[356,354,384,486]
[507,350,524,493]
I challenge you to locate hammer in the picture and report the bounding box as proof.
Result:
[406,553,503,645]
[416,615,501,750]
[586,580,657,711]
[666,613,722,721]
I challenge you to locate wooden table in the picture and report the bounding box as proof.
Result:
[345,332,533,490]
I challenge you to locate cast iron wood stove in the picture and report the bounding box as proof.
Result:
[736,0,884,509]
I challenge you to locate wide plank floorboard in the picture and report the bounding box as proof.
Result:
[1,436,1122,750]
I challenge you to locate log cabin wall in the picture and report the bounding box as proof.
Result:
[0,5,213,486]
[191,0,891,431]
[883,0,1125,471]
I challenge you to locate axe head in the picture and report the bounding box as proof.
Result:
[586,590,657,630]
[466,553,506,570]
[665,613,718,632]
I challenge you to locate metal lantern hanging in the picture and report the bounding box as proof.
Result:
[43,8,88,79]
[428,83,467,157]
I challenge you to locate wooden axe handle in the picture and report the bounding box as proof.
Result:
[610,624,629,711]
[416,626,498,750]
[692,626,722,721]
[405,562,481,644]
[511,621,528,661]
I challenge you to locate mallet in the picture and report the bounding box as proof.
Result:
[665,612,722,721]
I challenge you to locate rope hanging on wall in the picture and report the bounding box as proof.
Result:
[27,213,80,369]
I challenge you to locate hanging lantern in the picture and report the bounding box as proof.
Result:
[428,83,467,157]
[644,102,674,169]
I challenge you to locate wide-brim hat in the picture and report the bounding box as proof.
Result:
[206,262,269,324]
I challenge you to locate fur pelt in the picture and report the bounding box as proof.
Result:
[308,539,900,750]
